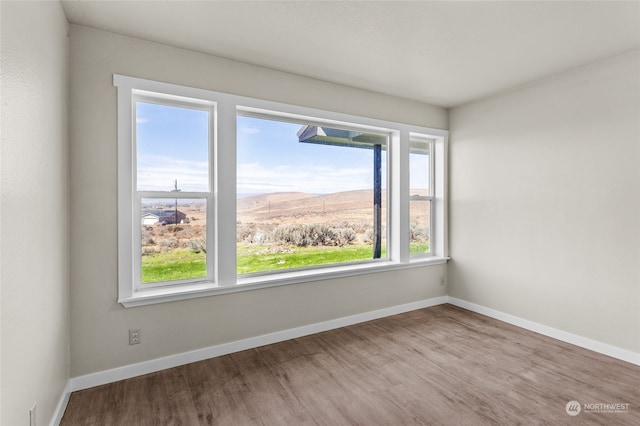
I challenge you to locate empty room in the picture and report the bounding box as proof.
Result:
[1,1,639,425]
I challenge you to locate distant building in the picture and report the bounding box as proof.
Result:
[141,213,160,225]
[141,209,188,225]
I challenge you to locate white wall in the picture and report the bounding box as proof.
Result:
[1,1,70,425]
[449,51,640,353]
[69,25,448,377]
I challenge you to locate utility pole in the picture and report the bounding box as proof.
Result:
[172,179,181,226]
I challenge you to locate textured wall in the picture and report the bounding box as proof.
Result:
[449,51,640,353]
[1,1,70,424]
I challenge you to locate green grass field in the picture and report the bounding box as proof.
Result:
[141,250,206,283]
[236,244,388,275]
[142,242,429,282]
[410,243,430,255]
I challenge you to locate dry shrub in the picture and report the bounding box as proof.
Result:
[271,223,356,247]
[189,237,206,253]
[410,222,429,242]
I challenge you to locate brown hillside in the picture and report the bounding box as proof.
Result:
[237,192,315,212]
[237,189,388,226]
[237,189,429,243]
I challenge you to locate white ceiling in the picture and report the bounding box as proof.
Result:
[61,1,640,108]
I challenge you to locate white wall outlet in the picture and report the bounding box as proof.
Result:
[129,329,141,345]
[30,402,37,426]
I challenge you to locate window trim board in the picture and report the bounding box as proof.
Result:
[119,256,450,308]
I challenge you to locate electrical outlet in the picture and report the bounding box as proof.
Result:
[129,329,141,345]
[30,402,37,426]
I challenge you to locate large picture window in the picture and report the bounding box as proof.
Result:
[237,114,388,275]
[115,75,448,307]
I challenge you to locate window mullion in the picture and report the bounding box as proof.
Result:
[391,129,410,263]
[399,130,411,263]
[215,102,237,286]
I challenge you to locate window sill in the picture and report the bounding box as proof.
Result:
[119,256,450,308]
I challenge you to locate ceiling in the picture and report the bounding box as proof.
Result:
[60,1,640,108]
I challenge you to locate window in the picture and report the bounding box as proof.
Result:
[237,113,388,275]
[409,134,433,257]
[115,75,448,307]
[135,99,213,288]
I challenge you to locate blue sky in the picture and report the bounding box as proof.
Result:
[237,115,388,195]
[136,102,209,192]
[136,103,428,195]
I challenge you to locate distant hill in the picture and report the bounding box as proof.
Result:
[237,189,387,226]
[236,188,430,229]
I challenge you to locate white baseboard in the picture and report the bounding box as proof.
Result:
[50,380,71,426]
[69,296,448,393]
[447,297,640,366]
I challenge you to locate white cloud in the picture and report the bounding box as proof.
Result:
[237,162,375,194]
[239,125,261,135]
[137,155,208,192]
[138,158,382,195]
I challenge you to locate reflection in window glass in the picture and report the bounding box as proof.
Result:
[140,198,207,284]
[237,114,388,275]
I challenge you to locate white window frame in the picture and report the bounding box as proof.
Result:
[408,133,435,258]
[133,94,215,290]
[236,108,392,276]
[115,75,449,308]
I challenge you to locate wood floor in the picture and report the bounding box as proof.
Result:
[61,304,640,425]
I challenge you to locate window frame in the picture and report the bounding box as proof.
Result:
[408,133,435,258]
[133,94,215,290]
[236,108,392,276]
[115,75,448,308]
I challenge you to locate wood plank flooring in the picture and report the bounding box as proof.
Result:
[61,304,640,425]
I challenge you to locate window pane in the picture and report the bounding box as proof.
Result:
[237,115,387,275]
[410,138,430,255]
[141,198,207,284]
[136,101,209,192]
